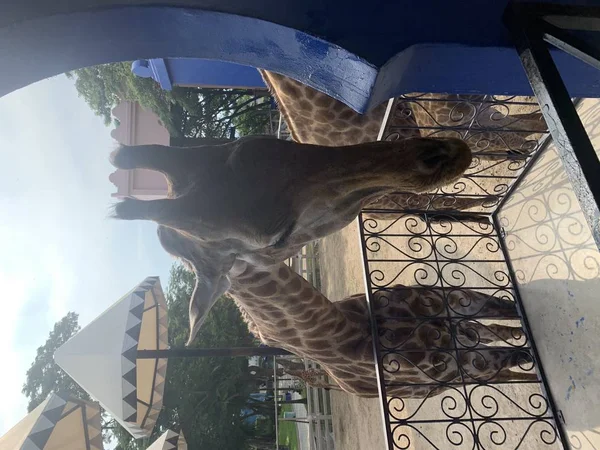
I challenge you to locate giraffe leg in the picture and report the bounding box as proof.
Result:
[480,323,524,344]
[460,348,538,383]
[477,104,546,133]
[310,370,344,391]
[502,112,547,133]
[428,212,491,226]
[363,193,495,224]
[364,192,426,210]
[446,289,519,318]
[493,367,539,383]
[493,348,539,382]
[318,383,344,391]
[456,320,524,346]
[430,195,499,212]
[285,368,344,391]
[364,193,498,214]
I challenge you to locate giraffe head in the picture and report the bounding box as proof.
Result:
[111,136,471,249]
[110,136,472,339]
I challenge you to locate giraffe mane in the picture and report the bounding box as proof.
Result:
[232,297,268,343]
[258,69,302,142]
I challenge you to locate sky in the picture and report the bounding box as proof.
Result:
[0,75,174,435]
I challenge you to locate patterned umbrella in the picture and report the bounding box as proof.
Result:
[0,392,103,450]
[146,429,188,450]
[54,277,168,438]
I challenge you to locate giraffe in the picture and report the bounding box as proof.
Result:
[283,368,342,392]
[259,70,547,213]
[110,135,472,339]
[247,358,339,391]
[157,225,536,398]
[274,357,343,391]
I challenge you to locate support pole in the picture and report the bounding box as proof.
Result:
[137,347,292,358]
[504,2,600,250]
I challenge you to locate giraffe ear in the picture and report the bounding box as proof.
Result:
[186,269,231,346]
[154,224,234,345]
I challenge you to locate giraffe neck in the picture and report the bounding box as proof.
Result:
[259,69,385,146]
[260,70,303,142]
[227,260,534,397]
[226,261,392,396]
[228,260,370,360]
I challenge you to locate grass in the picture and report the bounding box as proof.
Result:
[278,404,299,450]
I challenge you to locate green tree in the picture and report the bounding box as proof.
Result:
[113,263,273,450]
[21,312,88,411]
[67,62,273,138]
[22,264,279,450]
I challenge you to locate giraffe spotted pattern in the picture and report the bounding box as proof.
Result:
[229,257,535,398]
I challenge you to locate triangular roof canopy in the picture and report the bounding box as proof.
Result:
[146,429,182,450]
[0,392,103,450]
[55,277,169,438]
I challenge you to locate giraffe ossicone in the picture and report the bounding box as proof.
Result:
[106,73,545,397]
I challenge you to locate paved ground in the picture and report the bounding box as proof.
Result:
[316,99,600,449]
[318,221,388,450]
[497,98,600,449]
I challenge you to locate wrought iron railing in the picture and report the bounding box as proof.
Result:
[359,92,567,449]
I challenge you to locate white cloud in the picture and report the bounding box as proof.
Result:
[0,75,173,435]
[0,272,31,432]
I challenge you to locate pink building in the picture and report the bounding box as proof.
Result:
[109,101,170,199]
